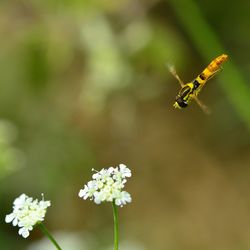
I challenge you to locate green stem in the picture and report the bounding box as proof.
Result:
[38,223,63,250]
[112,201,119,250]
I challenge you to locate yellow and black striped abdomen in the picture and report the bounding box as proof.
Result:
[198,54,228,83]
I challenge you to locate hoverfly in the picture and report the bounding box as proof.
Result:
[169,54,228,114]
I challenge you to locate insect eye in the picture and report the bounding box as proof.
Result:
[176,97,188,108]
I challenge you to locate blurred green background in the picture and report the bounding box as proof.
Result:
[1,0,250,249]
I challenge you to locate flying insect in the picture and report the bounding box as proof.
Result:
[169,54,228,114]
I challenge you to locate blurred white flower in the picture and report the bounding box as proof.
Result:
[79,164,132,207]
[0,119,25,179]
[5,194,51,238]
[27,231,95,250]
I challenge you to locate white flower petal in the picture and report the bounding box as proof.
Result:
[13,217,19,226]
[115,191,132,207]
[18,227,30,238]
[78,189,85,198]
[5,213,15,223]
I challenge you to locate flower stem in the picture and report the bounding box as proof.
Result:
[112,201,119,250]
[38,223,63,250]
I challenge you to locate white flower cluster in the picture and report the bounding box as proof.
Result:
[5,194,51,238]
[79,164,132,207]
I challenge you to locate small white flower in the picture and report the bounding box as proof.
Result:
[79,164,132,207]
[79,180,98,200]
[5,194,51,238]
[18,226,31,238]
[119,164,132,178]
[114,191,132,207]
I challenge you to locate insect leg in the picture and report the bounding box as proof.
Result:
[193,96,211,114]
[167,64,185,87]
